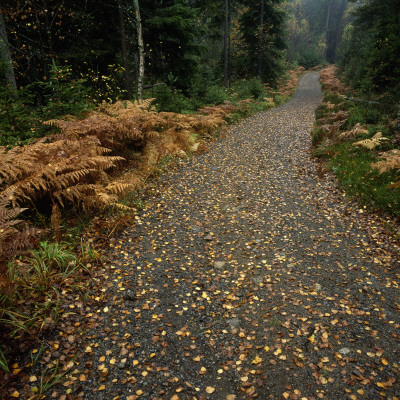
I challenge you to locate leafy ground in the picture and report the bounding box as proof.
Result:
[4,72,400,399]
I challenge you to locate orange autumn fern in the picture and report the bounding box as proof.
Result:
[0,99,231,256]
[0,195,40,292]
[47,100,229,174]
[372,150,400,188]
[320,66,348,94]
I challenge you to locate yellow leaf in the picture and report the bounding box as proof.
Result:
[382,358,389,365]
[103,306,109,312]
[11,391,20,398]
[264,346,270,352]
[98,385,106,390]
[206,386,215,394]
[29,376,38,382]
[193,356,201,362]
[226,395,236,400]
[252,356,262,365]
[274,348,282,356]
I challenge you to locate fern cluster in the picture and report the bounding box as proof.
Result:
[0,99,230,262]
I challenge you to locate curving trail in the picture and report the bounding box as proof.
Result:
[52,73,400,399]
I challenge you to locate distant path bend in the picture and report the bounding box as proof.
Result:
[69,72,400,399]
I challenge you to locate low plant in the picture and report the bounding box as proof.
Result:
[0,241,88,371]
[312,67,400,216]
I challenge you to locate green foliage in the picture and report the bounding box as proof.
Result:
[285,0,325,67]
[152,84,195,113]
[143,0,204,93]
[328,143,400,215]
[0,63,93,146]
[337,0,400,98]
[0,240,86,370]
[42,63,93,118]
[8,242,80,294]
[239,0,287,82]
[231,78,265,100]
[312,79,400,216]
[0,347,9,373]
[203,85,230,105]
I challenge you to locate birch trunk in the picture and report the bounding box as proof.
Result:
[0,9,17,90]
[133,0,144,102]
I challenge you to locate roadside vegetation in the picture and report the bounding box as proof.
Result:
[312,67,400,216]
[0,66,304,376]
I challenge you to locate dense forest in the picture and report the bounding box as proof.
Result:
[0,0,350,144]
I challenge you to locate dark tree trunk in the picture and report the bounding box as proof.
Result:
[118,0,132,98]
[326,0,347,63]
[223,0,230,88]
[0,8,17,90]
[257,0,265,77]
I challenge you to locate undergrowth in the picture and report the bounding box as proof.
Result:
[312,66,400,216]
[0,68,305,375]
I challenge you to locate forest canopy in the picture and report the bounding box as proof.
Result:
[0,0,399,142]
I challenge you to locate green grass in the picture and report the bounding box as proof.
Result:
[328,143,400,215]
[312,88,400,217]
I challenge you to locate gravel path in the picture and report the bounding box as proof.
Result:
[43,72,400,400]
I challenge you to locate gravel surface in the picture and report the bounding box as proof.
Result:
[23,72,400,400]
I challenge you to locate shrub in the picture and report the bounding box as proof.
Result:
[203,85,229,105]
[152,84,194,113]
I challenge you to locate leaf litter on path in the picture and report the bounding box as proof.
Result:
[7,72,400,399]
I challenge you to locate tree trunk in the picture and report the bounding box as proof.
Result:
[325,0,334,63]
[223,0,230,88]
[326,0,348,63]
[0,8,17,90]
[133,0,144,102]
[118,0,132,98]
[257,0,265,78]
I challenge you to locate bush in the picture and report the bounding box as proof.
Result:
[297,48,323,69]
[203,85,230,105]
[153,84,194,113]
[232,78,265,100]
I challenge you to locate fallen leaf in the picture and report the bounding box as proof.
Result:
[252,356,262,364]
